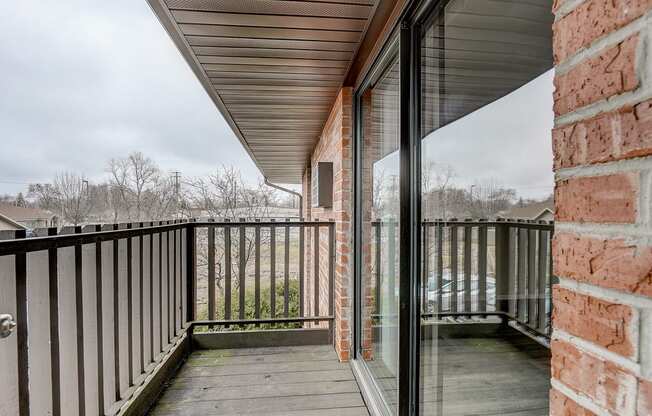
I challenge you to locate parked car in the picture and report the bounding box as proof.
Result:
[425,272,496,312]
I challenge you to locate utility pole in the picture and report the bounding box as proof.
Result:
[172,171,181,217]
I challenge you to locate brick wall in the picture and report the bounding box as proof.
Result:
[302,88,353,361]
[551,1,652,414]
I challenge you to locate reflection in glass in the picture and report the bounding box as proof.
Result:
[360,56,400,414]
[418,1,554,415]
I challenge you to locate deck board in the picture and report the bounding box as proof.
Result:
[364,330,550,415]
[149,345,369,416]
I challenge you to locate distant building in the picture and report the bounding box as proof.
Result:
[498,199,554,222]
[0,204,58,230]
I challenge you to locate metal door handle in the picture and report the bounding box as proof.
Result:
[0,314,16,338]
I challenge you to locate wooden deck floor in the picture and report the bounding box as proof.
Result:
[149,345,369,416]
[149,328,549,416]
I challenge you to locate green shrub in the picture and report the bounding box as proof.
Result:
[196,279,302,332]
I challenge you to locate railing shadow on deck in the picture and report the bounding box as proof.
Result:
[0,218,336,416]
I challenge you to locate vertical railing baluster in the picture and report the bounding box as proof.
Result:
[94,225,104,415]
[224,220,232,323]
[528,226,537,327]
[478,220,488,314]
[167,223,172,344]
[186,220,196,324]
[15,229,29,416]
[255,220,261,324]
[177,225,182,333]
[387,219,396,317]
[208,223,216,323]
[126,224,134,387]
[180,224,187,328]
[507,226,517,316]
[284,219,290,318]
[374,222,381,317]
[138,223,145,374]
[450,221,458,313]
[173,225,178,336]
[537,226,549,332]
[517,225,528,322]
[436,221,443,313]
[299,220,305,317]
[548,224,555,336]
[494,220,508,313]
[149,223,155,362]
[463,221,472,314]
[159,224,164,353]
[47,227,61,416]
[313,220,320,317]
[270,219,276,318]
[422,222,429,313]
[112,224,121,400]
[74,226,86,416]
[239,219,246,321]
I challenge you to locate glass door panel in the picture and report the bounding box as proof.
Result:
[359,54,401,414]
[418,1,554,415]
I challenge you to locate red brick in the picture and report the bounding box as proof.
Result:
[553,99,652,169]
[639,378,652,415]
[550,388,597,415]
[555,173,638,223]
[553,232,652,297]
[551,339,637,414]
[553,0,651,63]
[554,35,640,116]
[308,86,353,362]
[552,286,635,357]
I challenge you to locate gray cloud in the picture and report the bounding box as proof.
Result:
[0,0,261,195]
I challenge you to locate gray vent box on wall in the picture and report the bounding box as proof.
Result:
[311,162,333,208]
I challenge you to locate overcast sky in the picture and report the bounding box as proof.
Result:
[0,0,261,195]
[422,70,555,200]
[376,70,555,201]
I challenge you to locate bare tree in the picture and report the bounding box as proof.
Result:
[186,166,281,290]
[28,183,58,212]
[422,161,456,220]
[107,152,177,221]
[50,172,91,226]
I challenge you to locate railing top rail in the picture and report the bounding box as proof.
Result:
[370,218,553,229]
[0,219,336,255]
[421,219,554,229]
[0,221,189,255]
[194,220,335,227]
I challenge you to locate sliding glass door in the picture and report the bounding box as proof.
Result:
[417,1,553,415]
[353,1,554,415]
[356,43,401,415]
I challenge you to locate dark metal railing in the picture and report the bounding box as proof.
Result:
[0,218,335,416]
[421,218,555,337]
[371,218,554,339]
[189,219,335,330]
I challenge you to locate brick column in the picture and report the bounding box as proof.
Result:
[304,88,354,361]
[551,1,652,415]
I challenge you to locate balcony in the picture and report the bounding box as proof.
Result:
[0,218,552,416]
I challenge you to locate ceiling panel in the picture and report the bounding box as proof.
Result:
[179,24,363,43]
[165,0,374,19]
[186,36,359,52]
[148,0,378,183]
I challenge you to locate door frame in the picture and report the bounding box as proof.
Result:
[350,1,446,415]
